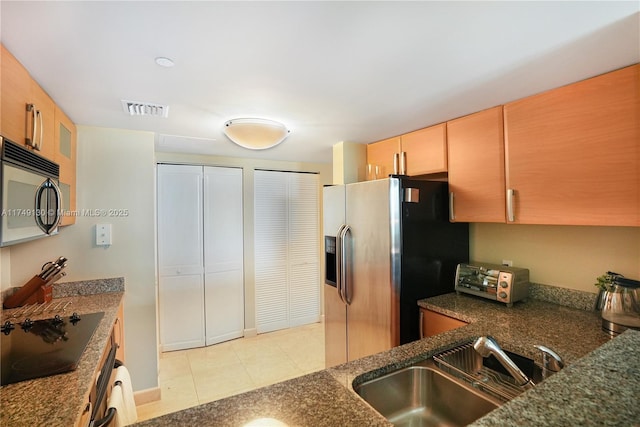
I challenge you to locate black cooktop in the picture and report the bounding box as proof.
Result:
[1,312,104,386]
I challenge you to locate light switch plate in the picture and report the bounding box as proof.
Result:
[96,224,112,246]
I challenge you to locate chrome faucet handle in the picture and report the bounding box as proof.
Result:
[534,345,564,373]
[473,336,533,388]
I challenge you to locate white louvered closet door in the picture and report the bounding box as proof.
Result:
[288,173,320,327]
[254,170,320,334]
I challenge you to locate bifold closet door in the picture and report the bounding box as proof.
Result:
[157,164,205,351]
[254,170,320,334]
[204,166,244,345]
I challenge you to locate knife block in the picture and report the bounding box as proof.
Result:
[23,284,53,305]
[2,276,48,309]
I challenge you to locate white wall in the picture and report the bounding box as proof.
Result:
[471,223,640,292]
[6,126,158,392]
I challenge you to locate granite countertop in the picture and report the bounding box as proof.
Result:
[0,279,124,427]
[136,292,639,426]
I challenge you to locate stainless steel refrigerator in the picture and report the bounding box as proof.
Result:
[323,177,468,367]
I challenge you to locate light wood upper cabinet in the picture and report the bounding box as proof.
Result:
[1,44,31,144]
[366,136,401,179]
[30,83,56,160]
[401,123,447,176]
[366,123,447,179]
[447,106,506,223]
[2,44,77,227]
[1,44,55,159]
[55,106,77,226]
[504,64,640,226]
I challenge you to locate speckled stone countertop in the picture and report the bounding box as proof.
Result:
[0,278,124,427]
[135,292,640,427]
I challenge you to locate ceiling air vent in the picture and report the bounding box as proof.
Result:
[121,100,169,118]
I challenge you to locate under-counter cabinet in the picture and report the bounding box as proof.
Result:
[157,164,244,351]
[366,123,447,179]
[80,301,126,427]
[503,64,640,226]
[447,106,506,223]
[419,308,467,338]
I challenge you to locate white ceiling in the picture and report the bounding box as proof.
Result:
[1,1,638,164]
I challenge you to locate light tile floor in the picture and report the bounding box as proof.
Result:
[136,322,325,422]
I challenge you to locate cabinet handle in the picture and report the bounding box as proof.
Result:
[393,152,399,175]
[507,189,516,222]
[37,109,44,151]
[449,192,455,222]
[400,151,407,175]
[419,310,424,339]
[115,317,123,350]
[26,104,37,149]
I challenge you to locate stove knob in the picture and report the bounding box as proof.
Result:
[21,318,34,331]
[499,281,509,288]
[1,320,15,335]
[70,312,81,324]
[499,291,508,299]
[52,314,63,324]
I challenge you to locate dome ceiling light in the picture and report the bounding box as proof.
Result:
[223,118,290,150]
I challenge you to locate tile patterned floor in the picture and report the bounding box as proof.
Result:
[136,322,325,422]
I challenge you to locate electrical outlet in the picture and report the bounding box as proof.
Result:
[502,259,513,267]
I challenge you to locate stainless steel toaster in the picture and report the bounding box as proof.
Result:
[455,262,530,307]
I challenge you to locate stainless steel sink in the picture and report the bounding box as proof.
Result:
[354,361,501,427]
[354,339,554,426]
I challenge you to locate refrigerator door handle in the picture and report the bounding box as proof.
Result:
[339,224,352,305]
[336,224,346,304]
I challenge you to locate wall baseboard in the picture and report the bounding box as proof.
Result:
[243,327,257,338]
[134,387,161,406]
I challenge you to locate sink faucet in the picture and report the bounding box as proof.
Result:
[473,336,534,388]
[534,345,564,379]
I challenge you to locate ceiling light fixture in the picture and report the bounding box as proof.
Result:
[223,118,290,150]
[155,57,175,68]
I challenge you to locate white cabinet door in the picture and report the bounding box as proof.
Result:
[254,170,320,334]
[157,165,203,277]
[157,164,205,351]
[158,274,205,351]
[204,166,244,345]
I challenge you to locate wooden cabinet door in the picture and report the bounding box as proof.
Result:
[1,44,56,160]
[114,302,125,363]
[419,308,467,338]
[55,106,77,226]
[30,82,56,160]
[366,136,401,179]
[401,123,448,175]
[504,64,639,226]
[447,106,506,222]
[1,44,31,144]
